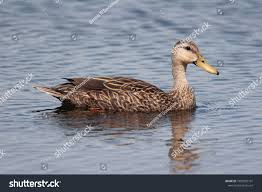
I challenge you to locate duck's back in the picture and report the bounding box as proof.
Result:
[35,77,171,112]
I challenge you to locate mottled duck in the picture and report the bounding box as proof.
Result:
[33,41,219,112]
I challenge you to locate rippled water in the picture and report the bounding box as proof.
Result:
[0,0,262,174]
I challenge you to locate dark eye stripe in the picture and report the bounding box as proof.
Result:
[185,46,191,50]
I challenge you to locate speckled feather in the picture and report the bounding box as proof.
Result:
[34,76,196,112]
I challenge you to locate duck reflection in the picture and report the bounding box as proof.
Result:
[41,106,161,130]
[38,106,199,172]
[167,111,199,172]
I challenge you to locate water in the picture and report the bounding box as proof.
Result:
[0,0,262,174]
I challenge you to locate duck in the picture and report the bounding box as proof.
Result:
[33,40,219,112]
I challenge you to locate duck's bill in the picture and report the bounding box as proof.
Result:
[193,54,219,75]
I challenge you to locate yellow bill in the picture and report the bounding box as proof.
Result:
[193,54,219,75]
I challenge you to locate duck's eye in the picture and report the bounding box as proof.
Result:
[185,46,191,50]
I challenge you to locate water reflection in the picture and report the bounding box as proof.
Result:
[168,111,199,172]
[42,106,161,130]
[39,107,198,172]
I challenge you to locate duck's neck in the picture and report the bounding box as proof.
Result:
[172,59,189,90]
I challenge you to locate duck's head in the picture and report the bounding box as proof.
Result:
[172,40,219,75]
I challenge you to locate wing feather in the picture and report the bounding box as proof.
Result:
[63,76,164,94]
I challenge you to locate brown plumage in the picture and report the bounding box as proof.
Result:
[33,41,219,112]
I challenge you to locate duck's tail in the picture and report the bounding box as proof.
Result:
[32,84,63,99]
